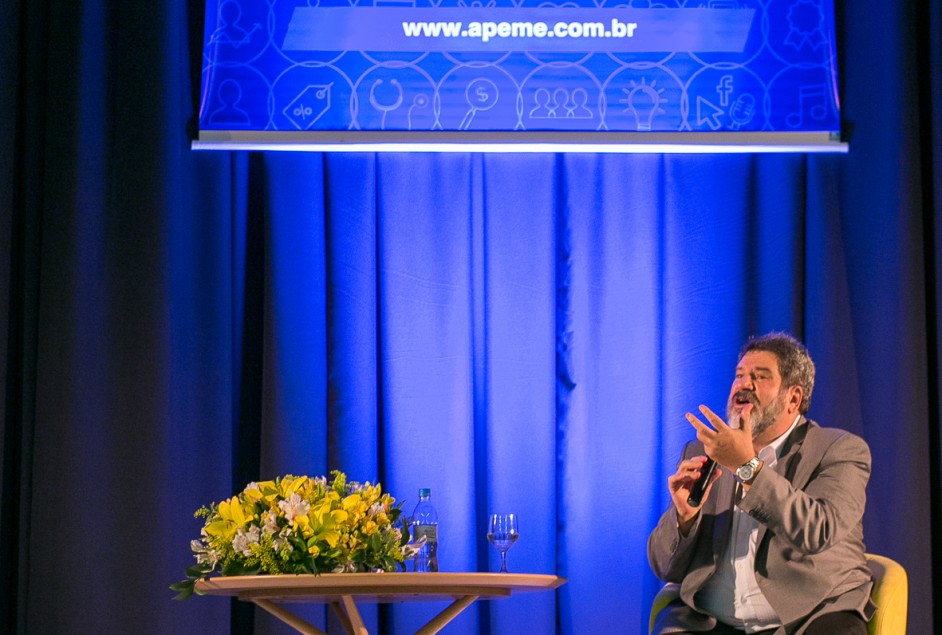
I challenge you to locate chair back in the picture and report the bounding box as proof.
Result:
[866,553,907,635]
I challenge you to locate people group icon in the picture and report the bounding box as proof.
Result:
[529,87,593,120]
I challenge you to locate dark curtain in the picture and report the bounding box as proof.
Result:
[2,0,939,634]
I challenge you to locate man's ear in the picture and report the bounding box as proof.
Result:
[787,385,803,413]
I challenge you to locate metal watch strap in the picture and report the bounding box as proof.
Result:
[736,456,761,482]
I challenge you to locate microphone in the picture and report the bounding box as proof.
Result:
[686,458,717,507]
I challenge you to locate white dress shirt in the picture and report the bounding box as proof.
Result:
[696,415,801,633]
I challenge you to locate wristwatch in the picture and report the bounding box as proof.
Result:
[736,456,762,483]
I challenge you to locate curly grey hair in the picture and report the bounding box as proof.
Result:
[740,332,815,414]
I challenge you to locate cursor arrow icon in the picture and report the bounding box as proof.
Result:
[696,96,724,131]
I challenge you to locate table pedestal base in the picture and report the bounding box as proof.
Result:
[254,593,480,635]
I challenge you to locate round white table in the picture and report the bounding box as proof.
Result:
[196,572,566,635]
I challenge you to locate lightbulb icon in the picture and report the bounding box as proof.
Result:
[620,78,666,131]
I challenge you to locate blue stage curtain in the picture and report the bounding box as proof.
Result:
[1,0,939,634]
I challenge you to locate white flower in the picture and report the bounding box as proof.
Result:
[278,492,311,523]
[191,540,221,567]
[260,510,279,537]
[270,523,293,552]
[232,532,250,556]
[232,525,260,557]
[273,534,292,553]
[402,540,423,558]
[191,537,222,566]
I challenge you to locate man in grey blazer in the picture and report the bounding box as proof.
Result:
[648,333,874,634]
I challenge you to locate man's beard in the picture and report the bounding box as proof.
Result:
[727,389,786,440]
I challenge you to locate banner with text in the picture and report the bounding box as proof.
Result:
[197,0,841,148]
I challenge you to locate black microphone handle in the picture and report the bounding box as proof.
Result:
[686,458,717,507]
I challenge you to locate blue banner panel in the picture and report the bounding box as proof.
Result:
[196,0,843,152]
[282,8,755,53]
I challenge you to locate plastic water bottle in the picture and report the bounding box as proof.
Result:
[411,488,439,572]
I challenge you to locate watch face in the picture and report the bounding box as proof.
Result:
[737,459,758,481]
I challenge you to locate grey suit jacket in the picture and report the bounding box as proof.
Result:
[647,418,875,634]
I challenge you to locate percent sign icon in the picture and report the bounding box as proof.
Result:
[283,83,333,130]
[293,104,314,120]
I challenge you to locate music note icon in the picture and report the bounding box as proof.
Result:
[786,85,829,128]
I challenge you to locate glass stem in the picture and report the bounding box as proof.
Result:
[499,550,509,573]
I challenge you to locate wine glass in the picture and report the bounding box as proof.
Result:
[487,513,519,573]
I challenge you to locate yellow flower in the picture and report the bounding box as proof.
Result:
[223,496,249,524]
[309,499,334,525]
[203,496,250,541]
[360,484,381,501]
[204,519,233,540]
[342,493,361,510]
[277,475,307,499]
[317,529,341,548]
[184,471,411,584]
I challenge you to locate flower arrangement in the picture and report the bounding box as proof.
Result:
[172,471,417,599]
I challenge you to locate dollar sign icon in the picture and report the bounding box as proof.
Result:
[460,78,498,130]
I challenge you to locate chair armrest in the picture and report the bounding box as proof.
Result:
[866,554,908,635]
[649,583,681,634]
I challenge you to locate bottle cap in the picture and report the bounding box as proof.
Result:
[419,488,431,497]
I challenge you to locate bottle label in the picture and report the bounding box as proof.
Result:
[413,524,438,543]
